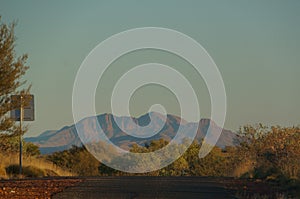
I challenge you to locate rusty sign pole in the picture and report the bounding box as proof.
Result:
[19,95,23,175]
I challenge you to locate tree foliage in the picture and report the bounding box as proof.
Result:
[47,145,99,176]
[46,125,300,181]
[0,16,30,146]
[234,125,300,179]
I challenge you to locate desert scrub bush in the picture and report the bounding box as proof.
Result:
[0,166,7,179]
[6,164,45,178]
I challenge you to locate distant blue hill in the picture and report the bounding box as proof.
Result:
[25,112,238,154]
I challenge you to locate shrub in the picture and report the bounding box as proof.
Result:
[6,164,45,178]
[0,166,7,179]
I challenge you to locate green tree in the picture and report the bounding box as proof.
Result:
[23,142,40,157]
[47,146,100,176]
[0,17,30,150]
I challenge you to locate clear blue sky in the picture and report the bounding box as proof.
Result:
[1,0,299,136]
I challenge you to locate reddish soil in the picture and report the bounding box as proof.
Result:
[0,177,285,199]
[0,178,82,199]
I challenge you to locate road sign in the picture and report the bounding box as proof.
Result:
[10,94,35,121]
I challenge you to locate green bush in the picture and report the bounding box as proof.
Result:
[6,164,45,177]
[253,166,281,179]
[47,145,100,176]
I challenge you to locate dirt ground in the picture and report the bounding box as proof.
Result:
[0,177,282,199]
[0,178,82,199]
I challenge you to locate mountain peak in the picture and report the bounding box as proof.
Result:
[25,112,237,154]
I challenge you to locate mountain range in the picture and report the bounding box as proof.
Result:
[25,112,238,154]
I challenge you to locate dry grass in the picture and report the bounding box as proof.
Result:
[232,159,256,178]
[0,153,73,178]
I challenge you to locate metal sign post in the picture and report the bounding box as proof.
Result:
[19,96,23,175]
[10,94,34,176]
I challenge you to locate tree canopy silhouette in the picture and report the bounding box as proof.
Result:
[0,16,30,150]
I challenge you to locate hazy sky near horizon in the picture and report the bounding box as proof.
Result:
[1,1,300,137]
